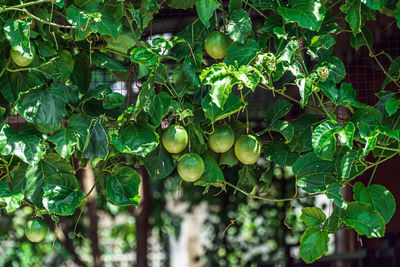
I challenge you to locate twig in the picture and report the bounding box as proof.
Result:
[223,198,253,235]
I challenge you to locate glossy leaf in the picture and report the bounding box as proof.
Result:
[196,0,219,28]
[202,93,245,123]
[299,226,329,263]
[277,0,326,31]
[326,183,347,209]
[312,120,341,160]
[224,39,261,66]
[4,19,33,58]
[342,201,386,238]
[353,182,396,224]
[264,143,298,167]
[195,151,225,190]
[119,120,159,157]
[15,86,67,133]
[143,145,175,179]
[0,180,24,213]
[341,0,361,33]
[300,207,326,227]
[106,166,141,206]
[293,152,336,193]
[42,173,84,216]
[48,128,77,159]
[226,9,252,44]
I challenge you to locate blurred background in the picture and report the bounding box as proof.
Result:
[1,2,400,267]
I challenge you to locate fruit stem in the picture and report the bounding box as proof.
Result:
[223,181,320,202]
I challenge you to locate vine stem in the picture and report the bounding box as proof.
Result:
[360,29,400,88]
[6,7,84,29]
[123,6,141,48]
[315,92,334,120]
[367,115,400,186]
[223,181,320,202]
[222,198,253,235]
[0,0,53,11]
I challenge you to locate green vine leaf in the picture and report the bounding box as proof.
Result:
[341,0,362,34]
[326,183,347,209]
[106,166,141,206]
[226,9,252,44]
[277,0,326,31]
[4,19,33,58]
[196,0,219,28]
[353,182,396,224]
[0,180,24,213]
[341,201,386,238]
[300,207,326,227]
[15,86,67,133]
[143,145,175,179]
[312,120,341,161]
[299,226,330,263]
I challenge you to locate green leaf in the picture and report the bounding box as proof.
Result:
[342,201,386,238]
[268,120,294,142]
[396,1,400,29]
[195,151,225,190]
[226,9,252,44]
[289,114,320,152]
[182,56,201,90]
[277,0,326,31]
[103,92,125,109]
[300,207,326,227]
[25,154,75,208]
[378,125,400,140]
[201,93,245,123]
[0,125,45,165]
[265,100,293,126]
[119,120,159,157]
[295,75,314,108]
[350,26,373,51]
[312,120,341,160]
[341,0,362,33]
[92,52,128,72]
[48,128,77,159]
[4,19,33,58]
[196,0,219,28]
[385,97,399,116]
[319,82,366,108]
[293,152,336,193]
[131,48,158,66]
[307,34,336,61]
[0,70,47,104]
[224,39,261,66]
[277,40,299,64]
[361,0,387,10]
[351,106,383,126]
[326,183,347,208]
[338,122,355,148]
[201,63,239,108]
[229,0,241,13]
[237,165,257,191]
[106,166,141,206]
[337,149,359,179]
[68,114,109,159]
[353,182,396,224]
[42,173,84,216]
[264,143,298,167]
[358,121,379,156]
[299,226,329,263]
[324,206,343,233]
[41,50,74,82]
[15,86,67,133]
[133,79,155,117]
[0,180,24,213]
[143,145,175,179]
[70,54,92,93]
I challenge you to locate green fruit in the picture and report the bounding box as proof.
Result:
[177,153,205,182]
[11,48,35,67]
[162,125,188,154]
[219,147,238,167]
[209,124,235,153]
[234,135,262,165]
[204,31,231,60]
[25,218,48,242]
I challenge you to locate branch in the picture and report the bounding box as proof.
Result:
[0,0,53,11]
[224,181,320,202]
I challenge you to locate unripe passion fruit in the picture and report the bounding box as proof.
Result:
[234,135,262,165]
[209,124,235,153]
[161,125,188,154]
[25,218,48,242]
[177,153,205,182]
[204,31,231,60]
